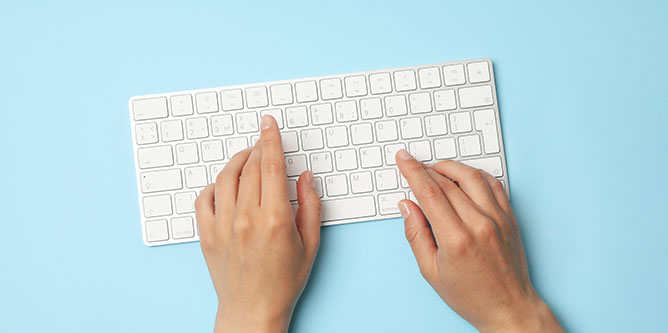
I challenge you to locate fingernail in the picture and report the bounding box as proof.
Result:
[304,171,315,188]
[398,201,411,219]
[396,149,413,161]
[261,115,274,130]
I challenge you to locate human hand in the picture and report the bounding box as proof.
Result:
[395,149,562,332]
[195,115,321,333]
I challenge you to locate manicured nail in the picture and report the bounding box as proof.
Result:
[304,170,315,188]
[261,115,274,130]
[396,149,413,161]
[398,201,411,219]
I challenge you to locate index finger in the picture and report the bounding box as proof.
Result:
[259,115,290,210]
[395,149,463,238]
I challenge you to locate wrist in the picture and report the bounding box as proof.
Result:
[215,303,292,333]
[478,294,563,333]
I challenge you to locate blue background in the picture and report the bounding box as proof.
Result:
[1,0,667,332]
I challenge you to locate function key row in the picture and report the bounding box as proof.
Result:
[132,62,491,120]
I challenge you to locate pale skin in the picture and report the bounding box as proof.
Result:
[195,115,563,332]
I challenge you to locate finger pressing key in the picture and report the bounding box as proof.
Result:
[260,115,290,212]
[237,141,262,211]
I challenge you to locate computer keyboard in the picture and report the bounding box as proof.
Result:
[129,58,509,246]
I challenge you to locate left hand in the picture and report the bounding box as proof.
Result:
[195,115,322,333]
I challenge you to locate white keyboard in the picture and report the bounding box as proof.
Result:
[129,58,509,246]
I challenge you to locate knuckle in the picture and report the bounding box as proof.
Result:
[466,169,486,184]
[448,232,473,255]
[473,220,497,240]
[262,160,285,176]
[404,159,424,173]
[488,177,504,190]
[419,183,443,199]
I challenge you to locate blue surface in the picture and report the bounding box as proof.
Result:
[1,0,667,332]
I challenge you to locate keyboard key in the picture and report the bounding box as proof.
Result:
[295,81,318,103]
[135,122,158,145]
[450,112,472,133]
[418,67,441,89]
[433,89,457,111]
[434,137,457,159]
[335,100,358,123]
[236,112,259,133]
[314,177,324,198]
[461,156,503,177]
[393,69,417,92]
[408,140,432,161]
[170,95,194,116]
[409,92,432,114]
[458,134,482,157]
[467,61,491,83]
[286,106,309,128]
[143,194,172,217]
[369,72,392,94]
[383,143,405,165]
[160,120,184,142]
[325,126,349,148]
[375,120,398,142]
[138,145,173,169]
[424,114,447,137]
[209,163,226,183]
[350,171,373,194]
[175,191,197,214]
[270,83,294,106]
[245,86,269,108]
[360,97,383,120]
[133,97,168,120]
[176,142,199,164]
[171,216,195,239]
[473,109,500,154]
[458,85,493,108]
[344,75,368,97]
[400,117,423,139]
[443,64,465,86]
[220,89,244,111]
[226,137,248,157]
[325,174,348,196]
[310,152,333,174]
[360,146,383,168]
[375,168,398,191]
[285,154,307,177]
[195,92,218,114]
[319,196,376,222]
[287,180,298,201]
[145,219,169,242]
[185,117,209,139]
[261,109,284,129]
[211,114,234,136]
[351,123,373,145]
[334,149,358,171]
[185,166,208,188]
[320,78,343,100]
[378,191,406,215]
[201,139,224,162]
[140,169,182,193]
[310,103,334,125]
[302,128,324,151]
[281,132,299,153]
[384,95,408,117]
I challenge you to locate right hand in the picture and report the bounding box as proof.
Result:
[395,149,563,332]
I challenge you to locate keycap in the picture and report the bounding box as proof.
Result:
[350,123,373,145]
[285,155,307,177]
[418,67,441,89]
[360,146,383,168]
[135,122,158,145]
[170,95,194,116]
[270,83,293,106]
[450,112,472,133]
[458,85,493,108]
[201,140,224,162]
[310,152,333,174]
[467,61,491,83]
[220,89,244,111]
[369,72,392,94]
[443,64,465,86]
[344,75,368,97]
[335,100,358,122]
[133,97,168,120]
[409,140,432,161]
[383,143,405,166]
[325,174,349,196]
[245,86,269,108]
[424,114,447,137]
[145,219,169,242]
[295,81,318,103]
[319,196,376,222]
[209,164,226,183]
[185,117,209,139]
[176,142,199,164]
[171,217,195,239]
[235,112,258,134]
[211,114,234,136]
[350,171,373,193]
[433,89,457,111]
[195,92,218,114]
[311,103,334,125]
[360,98,383,119]
[325,126,349,148]
[375,168,398,191]
[384,95,408,117]
[160,120,184,142]
[334,149,358,171]
[394,69,417,92]
[175,192,197,214]
[461,156,503,177]
[281,132,299,153]
[409,92,432,114]
[375,120,398,142]
[378,192,406,215]
[320,78,343,100]
[458,135,482,157]
[301,128,324,151]
[140,169,182,193]
[185,166,207,188]
[143,194,173,217]
[261,109,284,129]
[287,180,298,201]
[434,138,457,159]
[226,137,248,157]
[474,109,500,153]
[400,117,423,139]
[138,145,174,169]
[286,106,308,128]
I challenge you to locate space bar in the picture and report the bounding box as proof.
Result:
[321,196,377,222]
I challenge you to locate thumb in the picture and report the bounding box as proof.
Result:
[399,199,437,280]
[295,170,321,256]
